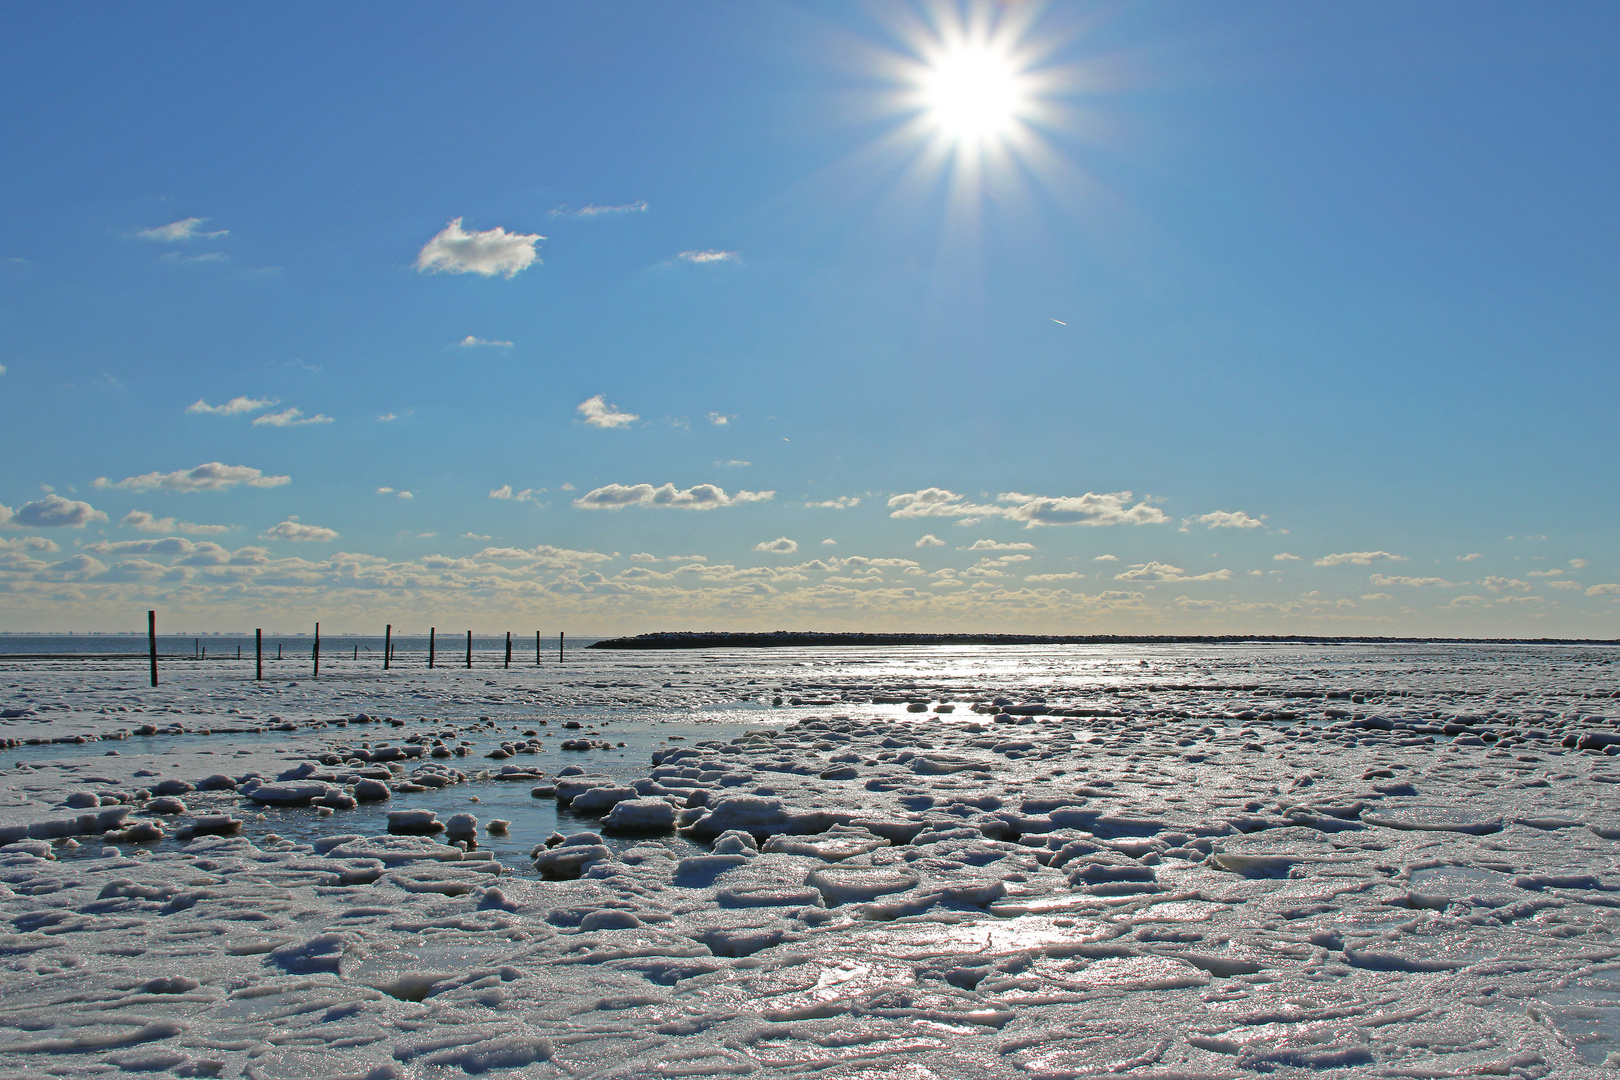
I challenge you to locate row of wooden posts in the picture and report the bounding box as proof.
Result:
[145,611,564,687]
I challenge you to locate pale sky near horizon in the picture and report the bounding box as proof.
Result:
[1,1,1617,636]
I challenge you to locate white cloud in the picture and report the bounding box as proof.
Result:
[886,488,1168,529]
[754,537,799,554]
[1527,568,1564,577]
[121,510,230,535]
[1571,558,1590,569]
[574,483,775,511]
[261,517,340,543]
[0,536,58,553]
[97,462,291,493]
[415,217,541,278]
[577,395,639,429]
[1315,551,1404,567]
[1584,583,1619,597]
[1547,579,1583,591]
[715,459,750,467]
[1273,552,1301,561]
[187,396,277,416]
[1093,554,1119,562]
[963,539,1035,551]
[1483,576,1531,593]
[551,200,648,218]
[0,364,6,377]
[1025,572,1088,582]
[488,485,543,503]
[462,532,492,540]
[1114,561,1232,583]
[136,217,227,242]
[1457,553,1484,562]
[0,495,107,529]
[678,250,737,264]
[253,407,333,427]
[377,413,399,423]
[376,487,413,499]
[1182,510,1266,530]
[707,412,734,426]
[1360,592,1393,600]
[821,538,837,546]
[1368,574,1463,588]
[457,335,514,348]
[806,497,860,509]
[630,553,659,563]
[915,534,946,548]
[474,545,613,568]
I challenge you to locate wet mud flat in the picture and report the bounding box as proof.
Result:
[0,642,1617,1077]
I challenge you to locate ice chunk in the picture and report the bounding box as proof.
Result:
[804,865,920,905]
[602,797,678,832]
[386,809,445,835]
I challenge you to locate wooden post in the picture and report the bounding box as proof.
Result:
[313,623,320,677]
[277,643,282,660]
[194,637,199,660]
[504,631,511,669]
[236,645,241,660]
[384,624,392,670]
[429,627,436,668]
[465,630,472,668]
[559,631,565,663]
[535,630,541,666]
[147,611,158,687]
[255,629,262,681]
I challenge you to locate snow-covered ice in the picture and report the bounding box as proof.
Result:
[0,641,1618,1076]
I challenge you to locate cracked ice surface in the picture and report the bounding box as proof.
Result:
[0,642,1617,1077]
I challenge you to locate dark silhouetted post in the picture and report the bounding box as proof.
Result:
[255,629,262,680]
[465,630,472,668]
[148,611,158,687]
[313,623,320,677]
[504,631,511,668]
[384,624,392,670]
[535,631,540,666]
[429,627,436,668]
[277,643,282,660]
[560,631,565,663]
[236,645,241,660]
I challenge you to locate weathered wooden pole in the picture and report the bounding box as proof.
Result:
[147,611,158,687]
[255,629,262,681]
[465,630,472,668]
[313,623,320,677]
[504,631,511,668]
[384,624,392,670]
[559,631,565,663]
[535,630,541,666]
[429,627,436,668]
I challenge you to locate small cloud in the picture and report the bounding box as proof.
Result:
[678,250,738,264]
[1369,574,1463,588]
[1482,576,1531,593]
[1093,554,1119,562]
[377,487,413,499]
[1571,558,1590,569]
[96,462,290,493]
[963,539,1035,551]
[1025,572,1088,582]
[1528,568,1564,577]
[821,538,837,546]
[1457,553,1484,561]
[707,412,734,426]
[0,364,6,377]
[754,537,798,554]
[630,553,660,563]
[715,459,750,467]
[915,534,946,548]
[187,396,277,416]
[574,483,774,511]
[1586,583,1620,597]
[457,335,513,347]
[121,510,230,535]
[253,407,333,427]
[377,413,399,422]
[261,517,339,542]
[806,497,860,509]
[550,200,648,218]
[415,217,542,278]
[1115,561,1232,582]
[1360,593,1393,600]
[462,532,492,540]
[1182,510,1266,531]
[1272,552,1301,562]
[136,217,227,242]
[0,495,107,529]
[1315,551,1404,567]
[577,394,638,429]
[488,485,543,503]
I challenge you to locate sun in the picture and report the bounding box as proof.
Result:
[918,42,1030,146]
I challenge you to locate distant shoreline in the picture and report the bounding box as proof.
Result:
[589,631,1620,649]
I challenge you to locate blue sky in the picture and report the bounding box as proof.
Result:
[1,1,1617,635]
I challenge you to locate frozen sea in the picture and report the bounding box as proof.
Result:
[0,640,1618,1078]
